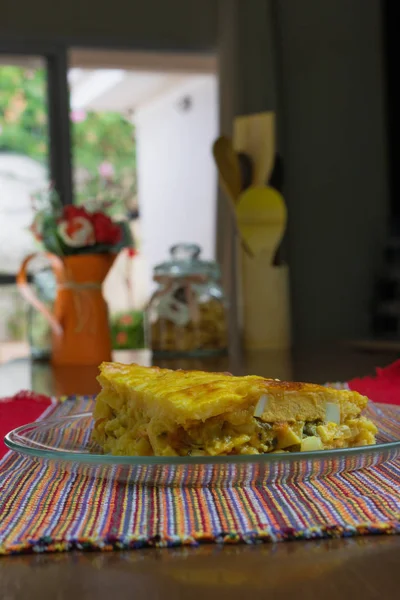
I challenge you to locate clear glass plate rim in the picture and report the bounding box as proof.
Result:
[4,410,400,466]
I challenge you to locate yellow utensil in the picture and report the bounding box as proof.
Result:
[212,136,253,257]
[233,112,275,186]
[212,136,242,204]
[236,186,287,261]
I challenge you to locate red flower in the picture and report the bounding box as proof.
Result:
[61,206,122,246]
[91,212,122,245]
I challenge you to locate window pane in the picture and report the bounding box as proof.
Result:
[68,64,142,336]
[0,284,29,363]
[0,58,50,274]
[68,67,137,218]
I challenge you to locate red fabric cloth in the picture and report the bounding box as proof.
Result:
[348,360,400,406]
[0,391,51,460]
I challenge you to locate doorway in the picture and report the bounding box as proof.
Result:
[0,48,219,359]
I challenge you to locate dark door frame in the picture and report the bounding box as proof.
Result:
[0,43,76,283]
[0,43,73,208]
[382,0,398,234]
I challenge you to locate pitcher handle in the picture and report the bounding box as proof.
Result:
[17,253,63,336]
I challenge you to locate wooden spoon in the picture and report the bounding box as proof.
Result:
[212,136,242,204]
[233,112,275,186]
[212,136,253,257]
[236,186,287,262]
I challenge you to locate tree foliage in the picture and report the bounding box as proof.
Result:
[0,65,137,213]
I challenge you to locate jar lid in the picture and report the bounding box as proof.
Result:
[154,243,221,279]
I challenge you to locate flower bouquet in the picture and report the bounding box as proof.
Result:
[17,188,135,365]
[30,187,134,256]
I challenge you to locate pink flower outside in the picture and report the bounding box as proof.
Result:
[98,161,115,179]
[70,109,87,123]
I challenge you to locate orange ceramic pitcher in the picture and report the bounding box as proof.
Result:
[17,253,116,366]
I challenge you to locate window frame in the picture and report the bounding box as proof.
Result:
[0,43,73,283]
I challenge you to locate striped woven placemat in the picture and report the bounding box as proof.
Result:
[1,396,400,555]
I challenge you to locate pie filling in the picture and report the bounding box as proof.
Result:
[93,399,377,457]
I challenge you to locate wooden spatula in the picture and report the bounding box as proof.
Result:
[212,136,242,204]
[233,112,275,186]
[212,136,253,257]
[236,185,287,262]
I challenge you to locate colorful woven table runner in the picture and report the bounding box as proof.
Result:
[1,391,400,555]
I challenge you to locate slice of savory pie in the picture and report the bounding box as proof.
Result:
[92,363,377,456]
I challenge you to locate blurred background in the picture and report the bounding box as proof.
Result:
[0,0,395,365]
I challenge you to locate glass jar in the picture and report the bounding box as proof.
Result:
[146,244,228,357]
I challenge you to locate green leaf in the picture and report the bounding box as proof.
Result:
[111,221,134,253]
[1,65,137,214]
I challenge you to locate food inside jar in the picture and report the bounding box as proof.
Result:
[150,298,227,353]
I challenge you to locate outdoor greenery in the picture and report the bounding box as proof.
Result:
[110,310,145,350]
[0,65,137,214]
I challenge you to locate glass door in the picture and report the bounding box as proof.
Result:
[0,49,72,362]
[0,55,51,360]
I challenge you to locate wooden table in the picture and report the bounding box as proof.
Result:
[1,345,399,599]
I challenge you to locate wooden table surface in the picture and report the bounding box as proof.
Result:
[1,345,399,599]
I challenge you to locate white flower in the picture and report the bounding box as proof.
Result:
[57,216,95,247]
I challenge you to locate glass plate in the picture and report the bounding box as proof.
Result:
[4,405,400,487]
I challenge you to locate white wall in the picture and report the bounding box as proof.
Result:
[135,74,218,293]
[0,154,48,274]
